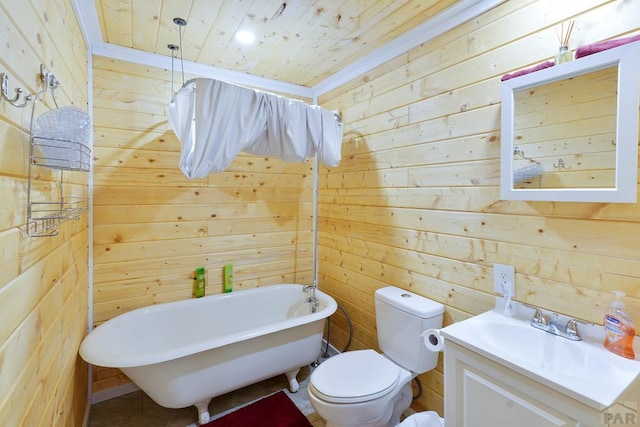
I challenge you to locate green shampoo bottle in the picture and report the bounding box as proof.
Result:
[223,264,233,293]
[194,267,206,298]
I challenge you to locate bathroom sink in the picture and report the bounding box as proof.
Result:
[469,319,617,379]
[440,305,640,410]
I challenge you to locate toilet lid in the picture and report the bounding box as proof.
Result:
[310,349,400,403]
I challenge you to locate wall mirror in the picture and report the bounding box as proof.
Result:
[500,41,640,203]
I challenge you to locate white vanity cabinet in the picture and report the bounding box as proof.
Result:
[444,341,604,427]
[439,308,640,427]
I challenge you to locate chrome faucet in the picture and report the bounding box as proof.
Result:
[304,283,319,313]
[529,307,591,341]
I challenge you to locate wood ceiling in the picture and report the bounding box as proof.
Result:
[93,0,459,87]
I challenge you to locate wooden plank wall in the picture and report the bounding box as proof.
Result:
[318,0,640,416]
[0,0,89,425]
[91,57,314,393]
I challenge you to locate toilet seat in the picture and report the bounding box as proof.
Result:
[310,349,400,404]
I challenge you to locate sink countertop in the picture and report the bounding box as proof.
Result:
[440,302,640,411]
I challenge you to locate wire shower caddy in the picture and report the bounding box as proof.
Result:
[26,65,91,237]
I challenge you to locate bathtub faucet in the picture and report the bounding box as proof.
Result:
[304,283,319,313]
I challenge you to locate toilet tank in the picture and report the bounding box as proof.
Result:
[375,286,444,374]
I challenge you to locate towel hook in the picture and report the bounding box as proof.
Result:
[2,65,58,109]
[553,158,569,169]
[40,64,60,108]
[1,72,32,108]
[513,146,524,158]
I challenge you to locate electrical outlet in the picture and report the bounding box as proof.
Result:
[493,263,515,295]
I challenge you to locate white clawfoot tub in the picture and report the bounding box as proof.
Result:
[80,284,336,425]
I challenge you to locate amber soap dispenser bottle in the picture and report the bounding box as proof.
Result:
[603,291,636,359]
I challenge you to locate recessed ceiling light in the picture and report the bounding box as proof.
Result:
[235,30,256,45]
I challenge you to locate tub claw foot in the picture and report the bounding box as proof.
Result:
[285,368,300,392]
[194,400,211,425]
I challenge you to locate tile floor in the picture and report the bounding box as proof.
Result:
[88,365,325,427]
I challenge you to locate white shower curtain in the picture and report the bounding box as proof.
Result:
[167,78,343,179]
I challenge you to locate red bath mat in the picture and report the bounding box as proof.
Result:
[203,390,312,427]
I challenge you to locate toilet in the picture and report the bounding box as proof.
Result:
[308,286,444,427]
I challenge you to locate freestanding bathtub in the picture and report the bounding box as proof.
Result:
[79,284,337,424]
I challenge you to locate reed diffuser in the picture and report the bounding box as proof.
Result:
[555,20,575,64]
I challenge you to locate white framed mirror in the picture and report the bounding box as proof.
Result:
[500,41,640,203]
